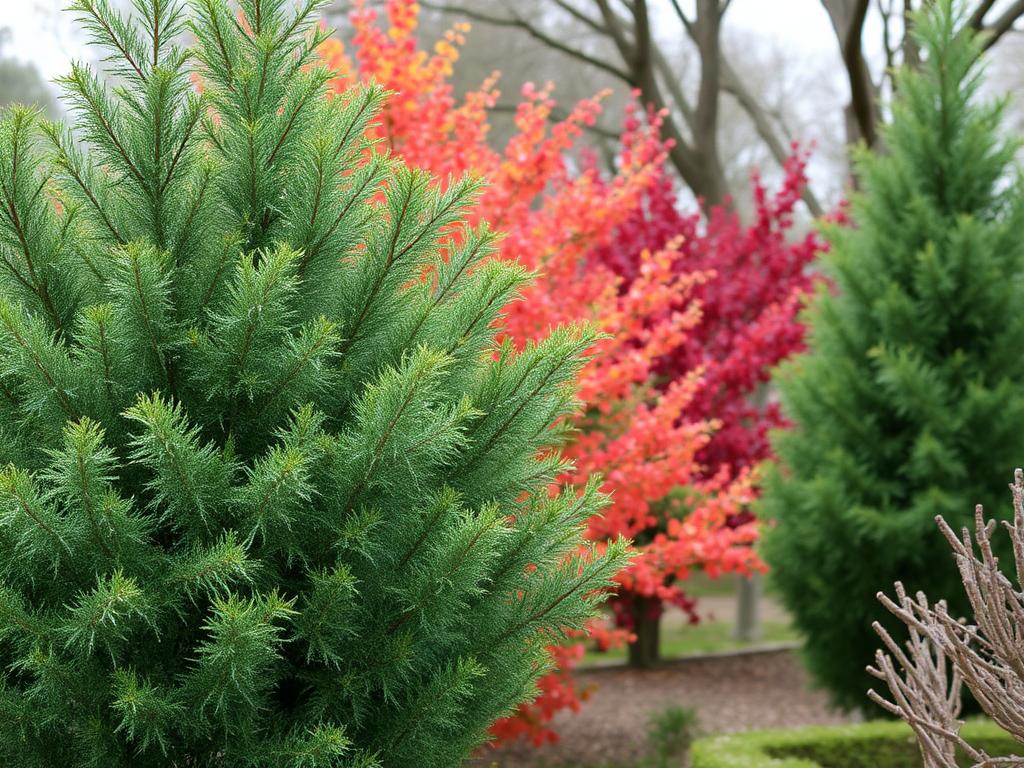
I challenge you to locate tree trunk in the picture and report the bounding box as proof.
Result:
[627,595,661,668]
[733,572,763,642]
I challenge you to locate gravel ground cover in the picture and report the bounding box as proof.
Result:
[477,649,859,767]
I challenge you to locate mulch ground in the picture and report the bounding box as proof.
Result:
[474,649,860,767]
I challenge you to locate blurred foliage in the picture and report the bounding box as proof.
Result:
[0,28,57,117]
[760,1,1024,713]
[647,706,700,768]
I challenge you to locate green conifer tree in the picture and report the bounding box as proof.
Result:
[760,0,1024,712]
[0,1,628,764]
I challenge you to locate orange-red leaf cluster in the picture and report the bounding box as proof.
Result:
[320,0,819,746]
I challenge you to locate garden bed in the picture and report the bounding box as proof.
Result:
[691,720,1015,768]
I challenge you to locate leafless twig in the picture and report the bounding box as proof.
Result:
[869,469,1024,767]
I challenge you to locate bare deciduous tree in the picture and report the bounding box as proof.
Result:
[419,0,1024,212]
[869,469,1024,768]
[824,0,1024,151]
[420,0,818,213]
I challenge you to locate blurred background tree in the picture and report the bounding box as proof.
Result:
[11,0,1024,214]
[0,28,57,116]
[325,0,1024,218]
[760,0,1024,712]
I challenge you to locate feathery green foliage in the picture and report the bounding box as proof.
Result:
[760,0,1024,712]
[0,1,628,765]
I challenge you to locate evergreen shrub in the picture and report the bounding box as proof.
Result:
[760,0,1024,711]
[0,1,626,764]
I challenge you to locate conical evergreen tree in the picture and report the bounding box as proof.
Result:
[0,1,628,765]
[760,0,1024,712]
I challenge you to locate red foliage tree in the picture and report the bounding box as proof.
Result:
[592,110,823,479]
[319,0,821,746]
[586,115,826,663]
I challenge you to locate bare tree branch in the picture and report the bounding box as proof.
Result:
[351,0,1024,215]
[588,0,729,204]
[822,0,880,149]
[651,45,696,127]
[426,0,820,210]
[551,0,607,35]
[870,469,1024,766]
[878,0,898,74]
[720,61,825,218]
[668,0,694,33]
[690,0,722,155]
[979,0,1024,52]
[420,1,631,82]
[967,0,999,31]
[592,0,637,59]
[902,0,922,72]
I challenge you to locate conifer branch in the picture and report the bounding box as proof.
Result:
[341,359,431,515]
[339,178,417,355]
[464,338,586,471]
[387,511,498,633]
[330,89,378,164]
[169,161,213,266]
[395,495,451,572]
[159,96,203,196]
[197,235,239,315]
[0,253,40,309]
[493,550,621,647]
[0,116,64,333]
[132,407,200,515]
[0,1,624,758]
[341,175,478,355]
[128,252,173,394]
[92,310,116,410]
[150,74,169,248]
[71,0,148,83]
[267,79,319,167]
[195,0,236,89]
[0,587,45,640]
[0,306,75,418]
[0,378,18,408]
[442,270,522,356]
[151,0,163,68]
[299,157,384,275]
[249,317,337,421]
[42,124,127,246]
[74,445,115,560]
[67,64,149,192]
[404,231,496,348]
[273,0,326,52]
[1,468,72,554]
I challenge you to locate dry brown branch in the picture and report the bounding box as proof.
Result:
[869,469,1024,767]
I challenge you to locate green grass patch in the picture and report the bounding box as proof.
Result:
[690,720,1015,768]
[679,572,740,598]
[685,572,783,599]
[581,620,799,667]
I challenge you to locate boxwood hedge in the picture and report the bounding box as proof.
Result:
[690,720,1015,768]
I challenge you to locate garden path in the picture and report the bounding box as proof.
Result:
[478,649,859,767]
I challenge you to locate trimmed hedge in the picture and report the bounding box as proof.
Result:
[690,720,1016,768]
